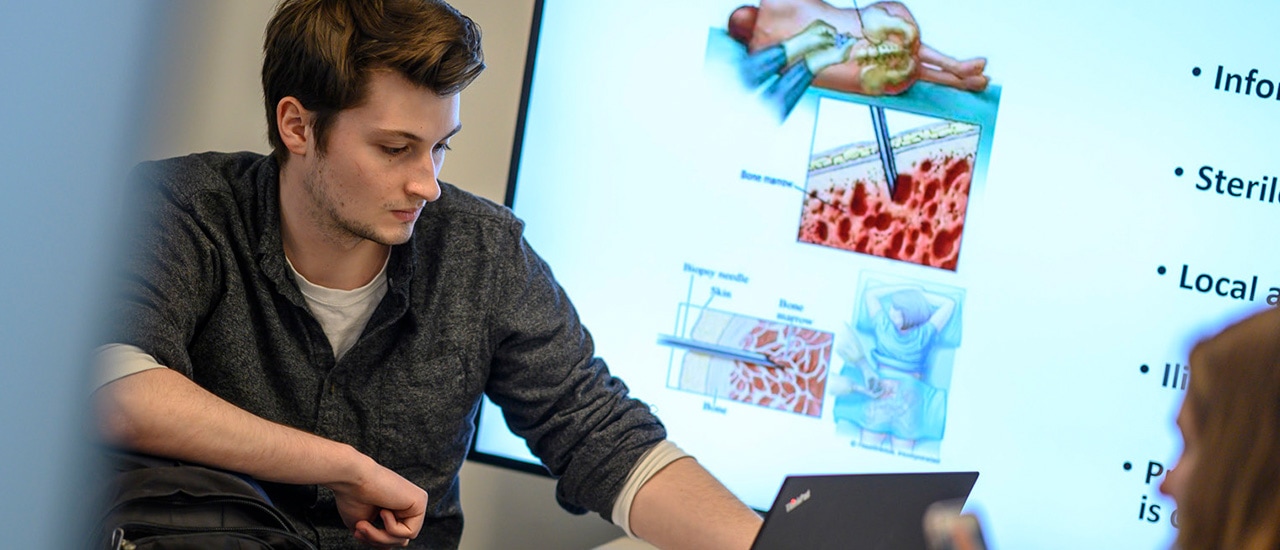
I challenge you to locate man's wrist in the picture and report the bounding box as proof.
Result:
[319,441,371,491]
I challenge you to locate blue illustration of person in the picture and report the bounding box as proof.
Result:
[866,284,954,380]
[830,284,956,456]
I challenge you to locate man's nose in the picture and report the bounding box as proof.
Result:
[407,159,441,202]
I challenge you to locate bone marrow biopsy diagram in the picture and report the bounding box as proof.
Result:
[660,267,964,463]
[660,299,834,418]
[710,0,999,272]
[656,0,995,463]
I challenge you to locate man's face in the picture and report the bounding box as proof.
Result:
[299,71,461,247]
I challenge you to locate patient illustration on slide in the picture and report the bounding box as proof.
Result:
[728,0,988,114]
[829,282,961,460]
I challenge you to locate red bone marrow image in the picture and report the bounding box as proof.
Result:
[799,121,977,270]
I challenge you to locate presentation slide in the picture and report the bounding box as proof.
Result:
[472,1,1280,547]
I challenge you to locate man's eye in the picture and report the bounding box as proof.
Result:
[383,145,409,156]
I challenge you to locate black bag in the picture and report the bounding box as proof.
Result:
[93,453,317,550]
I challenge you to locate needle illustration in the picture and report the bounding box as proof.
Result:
[657,335,785,368]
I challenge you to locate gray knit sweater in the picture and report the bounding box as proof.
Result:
[104,151,665,549]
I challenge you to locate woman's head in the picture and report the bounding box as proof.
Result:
[886,289,932,330]
[1162,307,1280,549]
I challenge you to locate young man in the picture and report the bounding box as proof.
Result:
[92,1,762,548]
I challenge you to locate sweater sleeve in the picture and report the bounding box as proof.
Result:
[99,161,225,379]
[482,218,667,519]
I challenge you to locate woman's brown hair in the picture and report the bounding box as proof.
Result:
[1176,307,1280,549]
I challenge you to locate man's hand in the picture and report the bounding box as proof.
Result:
[329,460,428,548]
[782,20,838,65]
[803,38,857,74]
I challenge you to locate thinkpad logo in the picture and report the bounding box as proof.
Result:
[784,489,811,513]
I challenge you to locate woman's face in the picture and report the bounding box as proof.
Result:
[888,306,905,329]
[1160,401,1198,505]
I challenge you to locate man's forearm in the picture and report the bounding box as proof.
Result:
[94,366,429,545]
[94,367,367,485]
[629,457,763,550]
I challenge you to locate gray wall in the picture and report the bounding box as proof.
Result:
[142,2,626,548]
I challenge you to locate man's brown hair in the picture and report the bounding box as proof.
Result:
[262,0,484,163]
[1176,307,1280,550]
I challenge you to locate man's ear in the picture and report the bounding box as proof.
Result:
[276,97,312,156]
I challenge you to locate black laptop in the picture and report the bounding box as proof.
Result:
[750,472,980,550]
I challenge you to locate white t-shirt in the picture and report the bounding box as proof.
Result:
[285,255,387,361]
